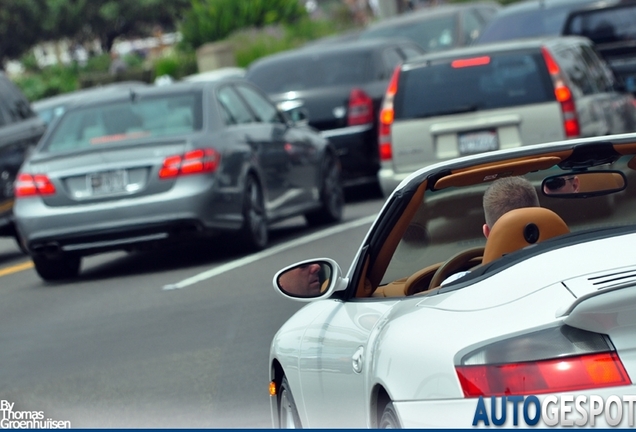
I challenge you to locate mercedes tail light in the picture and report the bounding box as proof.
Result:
[159,148,220,179]
[379,65,402,162]
[348,88,374,126]
[542,47,580,138]
[456,326,630,397]
[15,173,56,197]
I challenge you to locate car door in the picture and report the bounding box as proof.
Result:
[234,83,318,210]
[297,299,396,427]
[0,78,46,228]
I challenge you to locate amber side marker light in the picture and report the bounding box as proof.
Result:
[269,381,277,396]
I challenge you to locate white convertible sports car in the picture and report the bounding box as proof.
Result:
[269,133,636,428]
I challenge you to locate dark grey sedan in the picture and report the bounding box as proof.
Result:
[14,79,344,281]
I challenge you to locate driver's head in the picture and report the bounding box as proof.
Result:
[482,176,540,238]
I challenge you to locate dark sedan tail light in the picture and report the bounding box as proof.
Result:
[378,65,401,162]
[541,47,580,138]
[159,148,220,179]
[455,326,630,397]
[15,173,57,197]
[348,88,374,126]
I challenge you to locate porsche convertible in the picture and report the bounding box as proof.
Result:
[269,133,636,428]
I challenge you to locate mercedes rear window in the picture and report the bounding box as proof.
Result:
[247,51,372,93]
[44,93,203,153]
[394,51,554,120]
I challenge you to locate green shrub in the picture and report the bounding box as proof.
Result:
[180,0,307,51]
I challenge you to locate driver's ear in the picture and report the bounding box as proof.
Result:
[483,224,490,238]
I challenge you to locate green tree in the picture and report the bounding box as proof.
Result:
[179,0,307,50]
[0,0,45,64]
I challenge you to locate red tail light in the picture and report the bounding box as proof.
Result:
[541,47,580,138]
[348,88,374,126]
[379,65,402,162]
[457,352,630,397]
[15,173,56,197]
[159,148,220,179]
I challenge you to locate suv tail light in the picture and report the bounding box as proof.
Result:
[348,88,374,126]
[456,326,630,397]
[541,47,580,138]
[159,148,220,179]
[378,65,402,162]
[15,173,56,197]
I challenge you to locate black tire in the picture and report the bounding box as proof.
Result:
[305,153,344,226]
[238,175,268,251]
[32,254,81,281]
[379,401,401,429]
[278,376,302,428]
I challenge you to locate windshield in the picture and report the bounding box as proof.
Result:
[43,93,203,153]
[381,157,636,285]
[359,14,456,51]
[394,51,554,120]
[247,51,372,93]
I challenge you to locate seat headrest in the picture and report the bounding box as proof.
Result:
[482,207,570,265]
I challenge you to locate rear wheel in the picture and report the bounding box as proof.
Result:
[238,175,268,251]
[33,254,81,281]
[305,153,344,226]
[278,376,301,428]
[379,401,401,429]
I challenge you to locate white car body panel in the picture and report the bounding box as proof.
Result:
[270,133,636,428]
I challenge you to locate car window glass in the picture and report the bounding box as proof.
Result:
[553,45,595,96]
[579,45,613,92]
[217,86,254,125]
[400,46,425,59]
[44,93,203,153]
[234,84,283,124]
[565,6,636,44]
[247,51,372,93]
[382,48,403,78]
[394,51,553,119]
[463,11,483,43]
[360,14,457,51]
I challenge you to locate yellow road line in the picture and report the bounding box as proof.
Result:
[0,261,34,277]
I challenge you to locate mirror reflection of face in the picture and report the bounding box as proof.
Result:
[544,176,580,194]
[278,263,323,297]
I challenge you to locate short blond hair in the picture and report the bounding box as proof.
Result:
[483,176,539,228]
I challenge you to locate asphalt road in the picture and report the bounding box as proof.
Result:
[0,190,385,428]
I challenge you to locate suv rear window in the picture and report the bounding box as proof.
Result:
[565,6,636,44]
[394,51,554,119]
[247,51,372,93]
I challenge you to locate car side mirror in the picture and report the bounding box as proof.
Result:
[273,258,347,301]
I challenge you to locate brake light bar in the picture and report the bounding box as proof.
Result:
[457,352,630,397]
[159,148,220,179]
[15,173,56,197]
[451,56,491,68]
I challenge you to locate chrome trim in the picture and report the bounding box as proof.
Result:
[61,233,169,251]
[321,124,373,138]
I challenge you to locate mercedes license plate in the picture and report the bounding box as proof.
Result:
[458,130,498,155]
[89,170,127,195]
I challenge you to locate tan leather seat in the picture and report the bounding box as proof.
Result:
[482,207,570,265]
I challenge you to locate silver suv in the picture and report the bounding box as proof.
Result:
[378,36,636,196]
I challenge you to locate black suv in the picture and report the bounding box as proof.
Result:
[0,72,46,247]
[563,0,636,95]
[245,38,425,189]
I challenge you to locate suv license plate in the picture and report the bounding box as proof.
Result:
[458,130,498,155]
[89,170,127,195]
